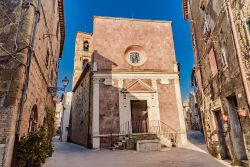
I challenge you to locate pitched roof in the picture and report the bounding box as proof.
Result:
[122,79,156,93]
[58,0,65,57]
[93,16,172,24]
[182,0,189,20]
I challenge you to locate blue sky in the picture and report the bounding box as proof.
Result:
[58,0,194,100]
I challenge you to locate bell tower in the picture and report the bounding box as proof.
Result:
[72,32,92,88]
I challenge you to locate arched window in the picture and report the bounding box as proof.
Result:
[82,59,88,69]
[29,105,38,132]
[83,41,89,52]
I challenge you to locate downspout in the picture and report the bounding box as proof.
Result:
[225,0,250,111]
[87,65,92,148]
[12,0,42,165]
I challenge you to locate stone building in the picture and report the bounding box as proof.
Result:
[183,0,250,161]
[70,16,187,149]
[182,99,190,130]
[72,32,92,88]
[60,92,72,142]
[183,92,202,131]
[55,97,63,130]
[0,0,65,166]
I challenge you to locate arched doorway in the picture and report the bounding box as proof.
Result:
[28,105,38,132]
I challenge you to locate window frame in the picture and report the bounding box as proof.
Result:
[221,47,228,70]
[83,41,89,52]
[127,51,146,66]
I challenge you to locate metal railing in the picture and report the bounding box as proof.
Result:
[119,120,178,145]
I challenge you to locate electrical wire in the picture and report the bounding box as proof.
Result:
[0,45,26,66]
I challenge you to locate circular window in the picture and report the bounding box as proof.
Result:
[129,52,141,64]
[125,45,146,66]
[127,51,146,66]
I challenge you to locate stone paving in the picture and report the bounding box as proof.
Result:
[43,131,230,167]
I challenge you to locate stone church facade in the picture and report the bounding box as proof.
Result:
[70,16,186,149]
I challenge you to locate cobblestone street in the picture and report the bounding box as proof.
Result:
[43,131,230,167]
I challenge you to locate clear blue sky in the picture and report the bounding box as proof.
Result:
[58,0,194,100]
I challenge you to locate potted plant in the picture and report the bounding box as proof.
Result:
[17,127,51,167]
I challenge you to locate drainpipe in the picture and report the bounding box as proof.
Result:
[225,0,250,111]
[87,68,92,148]
[11,0,42,165]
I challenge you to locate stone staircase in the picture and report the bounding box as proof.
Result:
[110,133,161,150]
[110,135,130,150]
[110,120,177,151]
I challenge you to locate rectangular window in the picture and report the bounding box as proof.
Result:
[203,15,211,36]
[208,47,218,77]
[45,49,50,67]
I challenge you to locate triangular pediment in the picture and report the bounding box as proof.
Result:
[121,79,156,93]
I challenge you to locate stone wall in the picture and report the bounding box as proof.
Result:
[0,0,64,166]
[61,92,72,142]
[99,81,120,135]
[93,16,177,72]
[70,67,91,147]
[157,79,180,130]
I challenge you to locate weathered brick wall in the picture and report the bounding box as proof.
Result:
[0,0,64,166]
[71,69,90,147]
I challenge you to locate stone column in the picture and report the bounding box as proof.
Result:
[150,79,161,123]
[174,78,187,146]
[118,79,124,130]
[92,78,100,149]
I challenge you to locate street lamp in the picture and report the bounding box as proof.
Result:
[48,76,69,93]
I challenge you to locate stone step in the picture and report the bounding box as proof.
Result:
[116,142,123,146]
[120,140,126,143]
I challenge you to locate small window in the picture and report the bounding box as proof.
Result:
[221,48,228,68]
[203,14,211,36]
[82,59,88,70]
[208,47,218,77]
[83,41,89,52]
[247,19,250,33]
[130,52,141,64]
[46,49,50,67]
